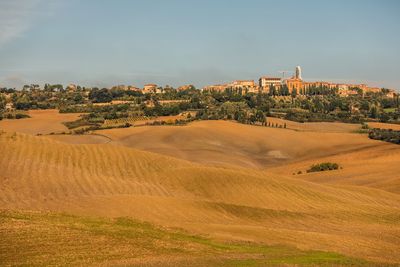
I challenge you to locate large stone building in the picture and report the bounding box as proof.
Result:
[128,86,141,91]
[143,84,158,94]
[259,77,282,94]
[231,80,257,93]
[259,77,282,88]
[271,65,304,93]
[203,80,257,94]
[231,80,256,88]
[177,84,195,91]
[285,78,303,92]
[202,84,228,92]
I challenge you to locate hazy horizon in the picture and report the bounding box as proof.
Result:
[0,0,399,89]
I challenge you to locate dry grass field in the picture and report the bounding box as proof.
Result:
[0,128,400,265]
[368,121,400,130]
[93,120,400,194]
[1,115,400,265]
[266,117,360,133]
[47,133,111,144]
[103,114,187,127]
[268,141,400,194]
[0,109,81,135]
[95,120,378,169]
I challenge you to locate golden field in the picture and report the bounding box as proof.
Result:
[93,120,375,169]
[1,112,400,265]
[0,109,81,135]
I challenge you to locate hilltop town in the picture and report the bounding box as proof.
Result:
[1,66,399,131]
[3,66,395,98]
[78,66,395,98]
[203,66,397,98]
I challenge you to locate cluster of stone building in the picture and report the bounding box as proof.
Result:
[62,83,194,95]
[105,84,194,94]
[202,66,396,98]
[54,66,396,98]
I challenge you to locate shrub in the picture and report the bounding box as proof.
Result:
[73,128,86,135]
[15,113,30,119]
[1,112,30,120]
[307,162,339,173]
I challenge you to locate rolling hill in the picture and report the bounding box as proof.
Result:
[92,120,379,169]
[1,130,400,264]
[90,120,400,194]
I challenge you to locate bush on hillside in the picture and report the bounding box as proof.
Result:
[1,112,30,120]
[307,162,339,173]
[15,113,30,119]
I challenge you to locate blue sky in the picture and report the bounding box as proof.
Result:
[0,0,399,89]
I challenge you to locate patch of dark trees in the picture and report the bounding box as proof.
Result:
[368,128,400,144]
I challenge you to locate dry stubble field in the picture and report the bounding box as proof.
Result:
[0,111,400,266]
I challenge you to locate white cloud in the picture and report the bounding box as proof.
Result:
[0,0,61,47]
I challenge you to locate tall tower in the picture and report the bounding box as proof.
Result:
[295,66,302,80]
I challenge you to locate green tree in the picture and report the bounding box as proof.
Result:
[370,105,378,119]
[291,88,297,98]
[89,88,113,103]
[255,110,266,125]
[379,112,390,123]
[269,84,276,96]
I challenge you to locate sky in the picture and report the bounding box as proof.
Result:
[0,0,399,90]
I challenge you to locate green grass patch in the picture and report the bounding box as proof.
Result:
[0,209,387,266]
[383,108,397,113]
[222,251,370,266]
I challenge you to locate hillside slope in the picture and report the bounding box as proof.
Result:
[269,143,400,193]
[1,131,400,263]
[5,116,398,194]
[92,121,400,194]
[94,120,379,169]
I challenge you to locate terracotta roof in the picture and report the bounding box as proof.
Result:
[259,77,281,80]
